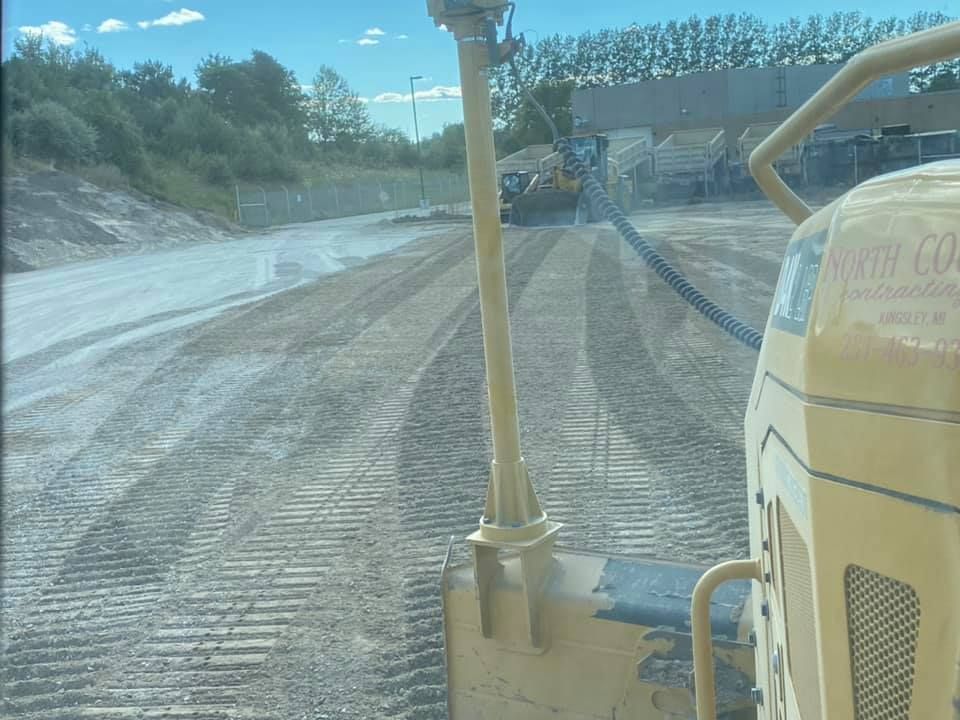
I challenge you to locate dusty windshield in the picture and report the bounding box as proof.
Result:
[2,3,958,720]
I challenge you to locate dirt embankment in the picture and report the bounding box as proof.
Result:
[3,170,243,272]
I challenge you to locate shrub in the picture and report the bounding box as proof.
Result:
[9,100,98,165]
[164,100,241,158]
[74,92,149,178]
[231,127,298,181]
[186,151,234,186]
[81,163,129,190]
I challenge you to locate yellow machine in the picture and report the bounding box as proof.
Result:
[498,170,534,222]
[507,135,611,227]
[427,2,960,717]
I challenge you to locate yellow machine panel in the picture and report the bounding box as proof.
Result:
[443,548,757,719]
[745,162,960,719]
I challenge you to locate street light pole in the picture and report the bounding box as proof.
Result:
[409,75,427,208]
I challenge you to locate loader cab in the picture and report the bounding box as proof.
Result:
[564,134,609,185]
[500,171,533,203]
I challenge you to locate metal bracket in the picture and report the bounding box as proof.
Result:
[469,521,561,649]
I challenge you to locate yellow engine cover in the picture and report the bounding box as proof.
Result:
[745,161,960,719]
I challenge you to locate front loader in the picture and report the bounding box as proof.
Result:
[427,2,960,718]
[508,134,610,227]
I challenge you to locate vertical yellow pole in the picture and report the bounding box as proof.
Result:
[455,35,547,541]
[458,38,522,466]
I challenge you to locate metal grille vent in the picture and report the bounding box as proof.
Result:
[778,503,822,720]
[845,565,920,720]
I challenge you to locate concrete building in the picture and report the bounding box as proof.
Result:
[572,64,960,153]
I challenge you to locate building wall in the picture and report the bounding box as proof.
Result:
[572,64,918,140]
[646,91,960,159]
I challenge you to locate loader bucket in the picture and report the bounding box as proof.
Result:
[442,546,757,719]
[508,189,590,227]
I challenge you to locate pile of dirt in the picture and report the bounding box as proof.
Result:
[391,209,472,224]
[2,170,243,272]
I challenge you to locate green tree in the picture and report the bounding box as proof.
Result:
[306,66,372,146]
[195,51,306,137]
[76,91,148,177]
[422,123,468,169]
[512,80,574,146]
[10,100,98,165]
[120,60,186,101]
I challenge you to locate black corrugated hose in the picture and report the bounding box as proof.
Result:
[556,138,765,352]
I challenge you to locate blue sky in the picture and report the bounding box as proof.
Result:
[4,1,957,138]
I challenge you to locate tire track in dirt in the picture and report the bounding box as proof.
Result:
[581,237,752,563]
[383,229,563,720]
[2,231,477,719]
[2,232,473,616]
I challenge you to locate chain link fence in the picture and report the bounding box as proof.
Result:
[235,174,470,227]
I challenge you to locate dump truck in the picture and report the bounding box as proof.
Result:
[655,127,727,198]
[732,122,807,192]
[427,2,960,717]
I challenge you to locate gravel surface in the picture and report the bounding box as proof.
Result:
[2,201,793,719]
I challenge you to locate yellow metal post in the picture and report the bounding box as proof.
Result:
[431,3,560,649]
[449,21,552,544]
[458,38,526,505]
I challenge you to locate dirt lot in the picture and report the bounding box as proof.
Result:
[2,201,793,719]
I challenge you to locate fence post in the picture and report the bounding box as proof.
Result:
[281,185,291,223]
[259,186,269,227]
[332,184,340,216]
[306,184,314,220]
[235,184,242,224]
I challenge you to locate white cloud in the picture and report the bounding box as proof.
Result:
[97,18,129,33]
[138,8,204,29]
[81,23,93,32]
[396,34,409,39]
[372,85,462,103]
[18,20,77,45]
[364,27,385,36]
[357,38,379,46]
[337,38,350,44]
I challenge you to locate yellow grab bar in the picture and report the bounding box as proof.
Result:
[750,21,960,225]
[691,558,762,720]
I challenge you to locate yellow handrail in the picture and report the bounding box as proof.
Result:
[691,559,762,720]
[750,20,960,225]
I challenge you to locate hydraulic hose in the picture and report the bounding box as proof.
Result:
[556,138,765,352]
